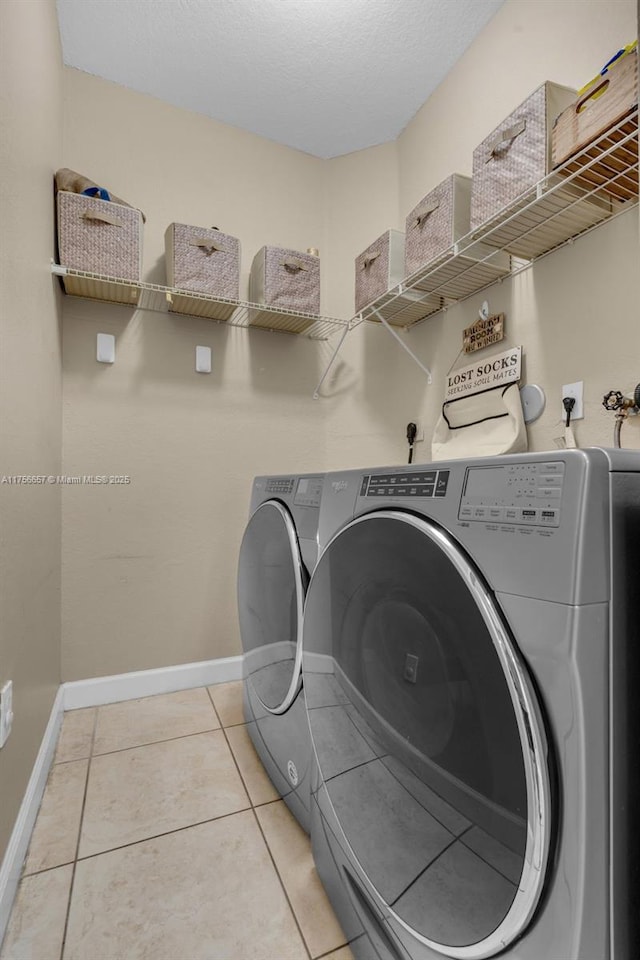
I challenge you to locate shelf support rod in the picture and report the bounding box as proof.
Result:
[312,323,351,400]
[369,306,433,384]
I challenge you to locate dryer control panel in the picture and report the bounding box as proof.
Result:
[459,461,564,527]
[294,476,324,508]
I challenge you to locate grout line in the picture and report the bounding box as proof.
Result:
[250,807,312,960]
[89,726,222,760]
[21,858,76,880]
[72,804,253,866]
[206,687,311,956]
[59,706,98,960]
[204,685,224,730]
[206,687,253,811]
[313,947,349,960]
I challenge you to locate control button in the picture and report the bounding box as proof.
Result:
[540,509,560,526]
[435,471,450,497]
[473,507,488,520]
[504,508,518,522]
[540,462,565,474]
[459,506,473,518]
[538,474,563,487]
[519,508,538,523]
[487,507,504,521]
[537,487,562,499]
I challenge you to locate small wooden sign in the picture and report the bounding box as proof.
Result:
[463,313,505,354]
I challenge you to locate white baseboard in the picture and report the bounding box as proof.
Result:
[62,656,243,710]
[0,686,65,941]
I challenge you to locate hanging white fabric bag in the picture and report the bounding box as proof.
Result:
[431,346,527,460]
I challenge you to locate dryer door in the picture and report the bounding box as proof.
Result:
[238,500,307,715]
[303,511,551,959]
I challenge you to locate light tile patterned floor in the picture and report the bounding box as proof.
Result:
[0,682,353,960]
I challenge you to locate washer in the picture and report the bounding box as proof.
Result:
[238,472,324,833]
[302,449,640,959]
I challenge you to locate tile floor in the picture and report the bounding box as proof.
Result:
[0,683,353,960]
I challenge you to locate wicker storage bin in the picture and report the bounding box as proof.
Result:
[57,191,142,280]
[249,246,320,316]
[165,224,240,299]
[470,82,577,231]
[355,230,405,314]
[405,175,472,277]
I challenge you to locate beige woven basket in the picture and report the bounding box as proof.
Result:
[165,224,240,299]
[470,82,576,231]
[405,175,472,277]
[57,191,142,280]
[355,230,405,314]
[249,246,320,315]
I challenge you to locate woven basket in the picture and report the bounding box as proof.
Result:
[249,246,320,315]
[165,224,240,298]
[355,230,405,314]
[57,192,142,280]
[470,82,576,231]
[405,175,472,277]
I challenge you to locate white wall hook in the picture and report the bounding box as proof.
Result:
[479,300,490,321]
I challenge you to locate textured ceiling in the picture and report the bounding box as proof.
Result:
[56,0,505,159]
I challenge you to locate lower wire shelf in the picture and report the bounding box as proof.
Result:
[52,265,350,341]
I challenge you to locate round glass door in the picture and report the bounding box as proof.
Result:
[303,511,551,958]
[238,500,307,714]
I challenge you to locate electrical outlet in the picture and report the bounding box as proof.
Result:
[0,681,14,749]
[561,381,584,420]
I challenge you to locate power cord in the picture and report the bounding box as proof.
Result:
[562,396,576,448]
[406,422,417,464]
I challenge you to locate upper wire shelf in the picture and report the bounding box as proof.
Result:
[352,109,638,331]
[51,265,350,341]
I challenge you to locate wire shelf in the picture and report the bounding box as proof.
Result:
[52,267,350,341]
[352,109,638,330]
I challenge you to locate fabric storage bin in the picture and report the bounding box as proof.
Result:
[249,246,320,316]
[470,82,577,231]
[404,175,472,277]
[355,230,405,314]
[57,191,142,280]
[165,224,240,299]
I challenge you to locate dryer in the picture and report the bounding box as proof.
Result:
[238,472,324,833]
[302,449,640,959]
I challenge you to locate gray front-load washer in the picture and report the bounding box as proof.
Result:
[238,472,324,833]
[302,449,640,959]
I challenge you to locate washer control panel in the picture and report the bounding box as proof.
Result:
[265,477,295,495]
[459,461,564,527]
[361,469,450,499]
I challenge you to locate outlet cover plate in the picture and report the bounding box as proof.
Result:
[561,381,584,420]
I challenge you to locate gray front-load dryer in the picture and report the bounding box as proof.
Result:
[302,449,640,959]
[238,472,324,833]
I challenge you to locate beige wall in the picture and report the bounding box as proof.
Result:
[61,71,330,679]
[324,0,639,468]
[0,0,62,861]
[61,0,638,682]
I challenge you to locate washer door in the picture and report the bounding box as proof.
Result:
[303,511,551,958]
[238,500,307,715]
